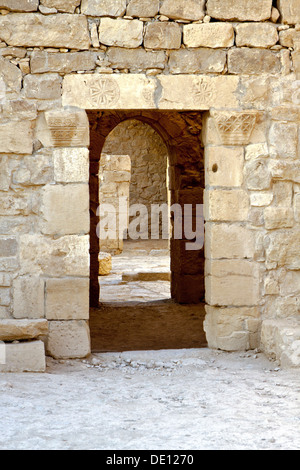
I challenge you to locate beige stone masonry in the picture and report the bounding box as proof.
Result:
[144,22,182,50]
[206,0,273,21]
[127,0,159,18]
[99,18,144,48]
[278,0,300,25]
[40,0,81,14]
[261,318,300,368]
[0,0,38,11]
[0,341,46,373]
[205,223,255,260]
[46,278,89,320]
[183,23,234,49]
[30,51,97,74]
[0,121,33,154]
[81,0,126,17]
[0,319,48,341]
[160,0,205,21]
[0,14,90,49]
[46,320,90,359]
[53,148,89,183]
[235,23,279,48]
[205,147,244,188]
[24,74,62,100]
[204,189,250,222]
[13,276,45,319]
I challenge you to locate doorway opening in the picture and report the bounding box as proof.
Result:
[88,110,206,352]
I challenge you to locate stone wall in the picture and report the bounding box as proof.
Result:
[0,0,299,369]
[102,119,168,237]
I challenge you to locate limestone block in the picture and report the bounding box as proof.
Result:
[277,0,300,25]
[46,278,89,320]
[0,341,46,373]
[279,29,297,48]
[250,192,273,207]
[245,160,271,190]
[144,22,182,50]
[183,23,234,48]
[0,237,17,258]
[40,0,80,13]
[0,157,9,191]
[1,99,37,122]
[0,56,22,93]
[40,184,89,236]
[228,48,281,75]
[0,287,10,307]
[0,121,33,154]
[169,49,226,74]
[13,151,54,186]
[19,234,90,277]
[294,193,300,222]
[160,0,205,21]
[0,14,90,49]
[206,0,272,21]
[99,252,112,276]
[127,0,159,18]
[24,73,62,100]
[264,207,294,230]
[261,318,300,368]
[269,122,298,159]
[204,189,250,222]
[99,18,143,48]
[53,148,89,183]
[46,320,91,359]
[280,271,300,297]
[269,161,300,184]
[35,108,89,148]
[0,0,38,11]
[235,23,278,48]
[204,305,260,351]
[0,319,48,341]
[245,143,269,161]
[81,0,126,17]
[205,260,260,307]
[265,231,300,270]
[13,276,45,319]
[30,51,97,74]
[205,146,244,188]
[205,223,255,260]
[107,48,166,72]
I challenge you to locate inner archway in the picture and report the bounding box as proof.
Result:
[88,110,206,352]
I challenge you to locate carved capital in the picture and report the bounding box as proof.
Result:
[212,110,258,146]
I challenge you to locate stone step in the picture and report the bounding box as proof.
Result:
[0,340,46,373]
[0,319,48,342]
[122,271,171,282]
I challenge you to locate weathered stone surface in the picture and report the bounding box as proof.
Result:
[53,148,89,183]
[19,234,90,277]
[0,121,33,154]
[160,0,205,21]
[0,0,38,11]
[228,48,281,75]
[265,231,300,269]
[0,157,9,191]
[81,0,126,17]
[24,74,62,100]
[107,48,166,71]
[99,252,112,275]
[0,237,17,257]
[269,122,298,159]
[278,0,300,25]
[127,0,159,18]
[0,319,48,341]
[279,29,297,48]
[269,160,300,184]
[206,260,260,307]
[30,51,97,74]
[12,151,54,186]
[204,189,250,222]
[40,0,80,13]
[0,341,46,373]
[212,110,258,146]
[206,0,272,21]
[35,108,89,148]
[235,23,278,48]
[144,22,181,50]
[245,160,271,190]
[46,278,89,320]
[205,223,255,259]
[40,184,89,236]
[46,320,91,359]
[13,276,45,319]
[261,318,300,367]
[0,14,90,49]
[264,207,294,230]
[280,271,300,297]
[99,18,143,48]
[205,146,244,187]
[0,56,22,93]
[169,49,226,74]
[204,305,260,351]
[183,23,234,48]
[0,287,10,307]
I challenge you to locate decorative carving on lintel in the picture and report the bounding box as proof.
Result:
[212,110,258,146]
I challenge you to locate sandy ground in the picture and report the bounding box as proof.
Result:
[0,347,299,450]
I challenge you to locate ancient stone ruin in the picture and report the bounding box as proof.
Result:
[0,0,299,372]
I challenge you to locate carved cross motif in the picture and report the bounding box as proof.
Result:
[89,78,120,107]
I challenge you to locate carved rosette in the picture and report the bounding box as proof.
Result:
[89,77,120,107]
[212,111,258,146]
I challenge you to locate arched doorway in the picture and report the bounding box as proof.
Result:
[88,110,206,352]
